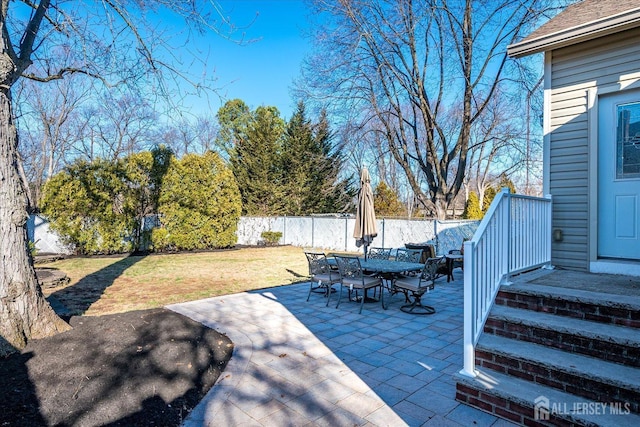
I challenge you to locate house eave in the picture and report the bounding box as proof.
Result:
[508,8,640,58]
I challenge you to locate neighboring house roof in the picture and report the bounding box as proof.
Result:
[508,0,640,58]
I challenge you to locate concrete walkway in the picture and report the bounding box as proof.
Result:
[167,273,516,427]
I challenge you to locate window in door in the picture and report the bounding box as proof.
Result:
[617,102,640,179]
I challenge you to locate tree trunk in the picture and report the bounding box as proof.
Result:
[0,89,70,357]
[434,197,448,220]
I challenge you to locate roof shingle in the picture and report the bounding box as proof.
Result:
[523,0,640,42]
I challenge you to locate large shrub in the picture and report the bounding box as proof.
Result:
[154,151,241,251]
[122,146,173,250]
[41,159,136,254]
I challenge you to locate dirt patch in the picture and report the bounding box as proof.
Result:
[0,308,233,426]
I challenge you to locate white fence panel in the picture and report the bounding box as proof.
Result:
[311,217,352,251]
[377,219,435,250]
[27,215,72,255]
[236,217,283,246]
[281,217,313,247]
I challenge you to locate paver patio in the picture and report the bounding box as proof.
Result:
[168,273,517,426]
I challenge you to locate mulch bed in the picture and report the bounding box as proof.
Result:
[0,308,234,426]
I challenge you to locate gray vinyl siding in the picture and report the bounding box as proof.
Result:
[548,26,640,270]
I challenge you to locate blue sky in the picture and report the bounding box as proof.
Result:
[187,0,313,120]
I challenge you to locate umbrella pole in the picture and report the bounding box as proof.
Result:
[364,244,368,261]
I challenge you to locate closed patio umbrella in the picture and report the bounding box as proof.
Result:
[354,167,378,260]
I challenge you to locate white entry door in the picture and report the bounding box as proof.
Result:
[598,90,640,260]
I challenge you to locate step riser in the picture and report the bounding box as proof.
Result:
[495,291,640,329]
[484,318,640,368]
[457,277,640,426]
[456,383,582,427]
[475,349,640,414]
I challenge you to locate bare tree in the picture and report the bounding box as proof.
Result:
[152,117,206,157]
[88,91,157,160]
[464,87,522,207]
[16,74,89,208]
[0,0,242,356]
[195,115,219,154]
[300,0,559,218]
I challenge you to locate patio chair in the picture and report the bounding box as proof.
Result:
[405,243,436,263]
[367,247,391,260]
[390,256,446,315]
[334,255,384,314]
[304,251,341,307]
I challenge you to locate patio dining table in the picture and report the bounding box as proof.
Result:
[358,258,424,275]
[326,256,424,275]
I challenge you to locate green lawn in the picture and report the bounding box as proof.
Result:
[41,246,310,316]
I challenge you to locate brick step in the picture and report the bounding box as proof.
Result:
[475,334,640,413]
[484,305,640,367]
[456,368,640,427]
[495,283,640,329]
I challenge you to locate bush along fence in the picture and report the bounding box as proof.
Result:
[237,216,479,256]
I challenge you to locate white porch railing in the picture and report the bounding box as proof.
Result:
[460,188,552,378]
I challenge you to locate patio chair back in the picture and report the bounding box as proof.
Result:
[367,247,391,260]
[334,255,365,280]
[421,256,448,287]
[391,257,444,315]
[395,248,422,263]
[305,251,333,276]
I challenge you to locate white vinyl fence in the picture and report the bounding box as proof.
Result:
[238,216,478,255]
[27,214,479,256]
[27,215,73,255]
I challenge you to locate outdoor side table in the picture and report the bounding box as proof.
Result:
[445,253,464,282]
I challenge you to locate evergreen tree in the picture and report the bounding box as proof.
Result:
[374,181,406,217]
[497,174,517,194]
[311,109,355,213]
[463,191,483,219]
[123,145,173,250]
[281,102,354,215]
[281,101,314,215]
[483,186,497,212]
[215,99,251,160]
[230,106,286,215]
[483,174,516,212]
[42,158,139,254]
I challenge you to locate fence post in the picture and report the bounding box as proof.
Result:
[498,189,512,286]
[284,216,288,245]
[344,217,348,251]
[461,239,476,378]
[544,194,553,269]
